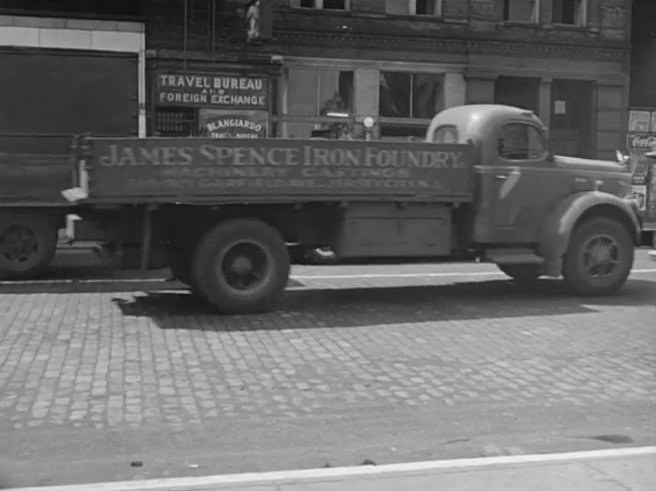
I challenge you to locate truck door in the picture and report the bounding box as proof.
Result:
[476,121,562,244]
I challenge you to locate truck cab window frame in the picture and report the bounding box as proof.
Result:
[497,122,548,162]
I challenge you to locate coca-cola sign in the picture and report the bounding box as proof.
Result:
[627,134,656,152]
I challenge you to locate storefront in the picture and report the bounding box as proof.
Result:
[152,71,271,138]
[627,108,656,231]
[274,58,465,141]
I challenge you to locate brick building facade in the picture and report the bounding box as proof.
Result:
[0,0,634,159]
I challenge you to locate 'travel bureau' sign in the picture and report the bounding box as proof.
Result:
[87,139,474,200]
[155,72,268,109]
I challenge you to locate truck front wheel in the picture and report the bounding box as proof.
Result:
[0,212,58,280]
[562,217,634,296]
[190,219,290,314]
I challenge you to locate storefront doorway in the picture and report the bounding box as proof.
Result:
[550,79,594,157]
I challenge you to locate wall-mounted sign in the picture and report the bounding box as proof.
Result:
[628,110,651,132]
[198,109,268,139]
[628,184,647,212]
[554,100,566,115]
[156,72,268,109]
[626,107,656,227]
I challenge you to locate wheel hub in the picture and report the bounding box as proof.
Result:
[584,235,618,277]
[230,255,253,275]
[220,241,270,292]
[0,226,37,263]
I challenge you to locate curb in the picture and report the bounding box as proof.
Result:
[11,446,656,491]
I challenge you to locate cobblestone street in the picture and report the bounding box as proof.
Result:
[0,252,655,487]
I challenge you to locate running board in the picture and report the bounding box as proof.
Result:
[485,249,545,265]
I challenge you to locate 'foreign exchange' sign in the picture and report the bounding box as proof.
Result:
[156,72,268,109]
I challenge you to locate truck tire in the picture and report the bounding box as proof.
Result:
[0,211,58,280]
[562,217,633,296]
[190,218,290,314]
[498,264,541,284]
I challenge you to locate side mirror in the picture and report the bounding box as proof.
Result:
[615,149,637,174]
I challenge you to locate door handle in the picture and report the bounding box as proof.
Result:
[495,174,509,181]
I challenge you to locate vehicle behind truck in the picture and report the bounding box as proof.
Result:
[0,104,645,314]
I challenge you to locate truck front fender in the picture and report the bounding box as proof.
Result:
[537,191,640,275]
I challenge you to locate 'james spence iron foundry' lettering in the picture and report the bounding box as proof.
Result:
[99,143,466,170]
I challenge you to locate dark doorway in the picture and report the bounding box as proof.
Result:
[550,79,594,157]
[630,0,656,107]
[494,76,540,114]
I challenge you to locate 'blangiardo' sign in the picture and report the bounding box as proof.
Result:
[156,72,268,109]
[86,138,474,200]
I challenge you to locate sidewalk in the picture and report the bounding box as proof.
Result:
[11,447,656,491]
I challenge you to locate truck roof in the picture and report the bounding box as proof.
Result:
[425,104,545,144]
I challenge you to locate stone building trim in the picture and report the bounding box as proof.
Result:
[274,31,628,62]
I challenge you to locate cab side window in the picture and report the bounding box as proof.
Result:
[497,123,546,160]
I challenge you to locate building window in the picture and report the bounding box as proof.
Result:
[281,68,354,138]
[379,72,443,119]
[552,0,587,25]
[498,123,547,160]
[379,72,444,140]
[291,0,350,10]
[154,108,196,136]
[503,0,540,23]
[385,0,442,16]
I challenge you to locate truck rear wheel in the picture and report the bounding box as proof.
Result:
[498,264,541,284]
[562,217,633,296]
[0,211,58,280]
[190,218,290,314]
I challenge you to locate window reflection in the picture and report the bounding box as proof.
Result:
[287,68,353,116]
[379,72,443,119]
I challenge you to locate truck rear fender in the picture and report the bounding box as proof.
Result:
[537,191,640,275]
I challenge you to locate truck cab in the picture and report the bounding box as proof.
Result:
[426,104,641,293]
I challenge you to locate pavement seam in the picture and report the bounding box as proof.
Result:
[584,461,633,491]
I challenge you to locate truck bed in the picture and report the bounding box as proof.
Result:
[81,137,475,204]
[0,134,74,206]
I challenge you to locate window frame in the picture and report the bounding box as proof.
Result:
[503,0,541,24]
[378,71,445,120]
[277,66,356,138]
[496,122,550,163]
[383,0,443,17]
[290,0,351,10]
[412,0,443,17]
[552,0,588,27]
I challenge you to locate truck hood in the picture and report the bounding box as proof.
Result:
[554,155,627,173]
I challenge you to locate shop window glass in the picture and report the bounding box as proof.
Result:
[287,68,354,116]
[379,72,443,119]
[498,123,546,160]
[379,123,427,141]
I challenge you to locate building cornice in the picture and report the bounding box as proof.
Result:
[273,30,629,63]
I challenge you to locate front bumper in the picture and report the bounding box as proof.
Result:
[650,250,656,262]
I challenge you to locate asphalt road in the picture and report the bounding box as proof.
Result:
[0,251,654,488]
